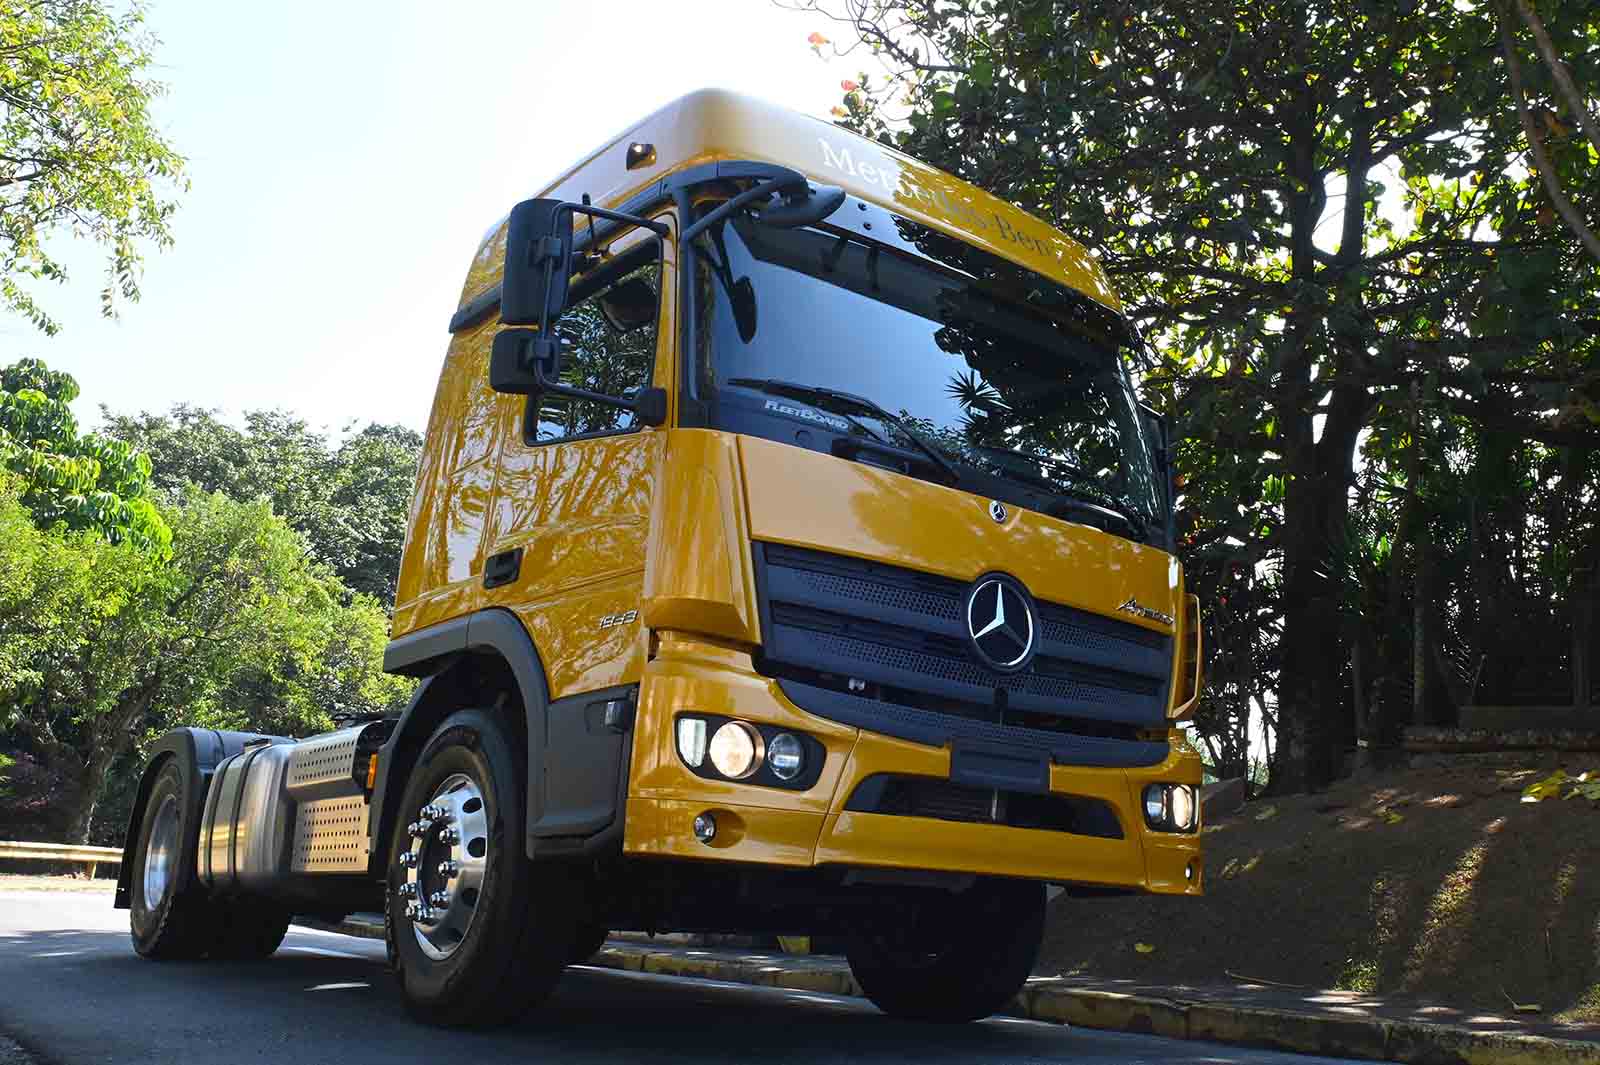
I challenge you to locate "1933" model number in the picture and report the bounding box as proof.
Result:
[598,609,638,630]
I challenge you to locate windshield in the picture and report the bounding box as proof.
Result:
[689,206,1165,537]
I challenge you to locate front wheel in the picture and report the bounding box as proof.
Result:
[387,708,579,1027]
[845,880,1044,1023]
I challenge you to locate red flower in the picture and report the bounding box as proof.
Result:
[808,31,829,46]
[841,79,860,92]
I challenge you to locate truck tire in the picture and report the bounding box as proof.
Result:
[844,880,1044,1023]
[387,708,578,1026]
[210,904,292,960]
[130,760,218,959]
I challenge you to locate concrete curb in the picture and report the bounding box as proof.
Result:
[297,918,1598,1065]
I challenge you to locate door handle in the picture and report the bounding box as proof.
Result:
[483,547,523,589]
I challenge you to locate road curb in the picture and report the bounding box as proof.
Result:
[297,918,1598,1064]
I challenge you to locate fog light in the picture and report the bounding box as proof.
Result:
[708,721,763,779]
[676,717,708,768]
[767,732,805,781]
[692,812,717,844]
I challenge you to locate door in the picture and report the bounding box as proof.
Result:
[482,210,674,839]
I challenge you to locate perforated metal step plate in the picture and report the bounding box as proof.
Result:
[291,795,370,873]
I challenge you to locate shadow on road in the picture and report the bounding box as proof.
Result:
[0,923,1348,1064]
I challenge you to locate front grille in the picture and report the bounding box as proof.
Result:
[846,774,1124,839]
[755,542,1173,767]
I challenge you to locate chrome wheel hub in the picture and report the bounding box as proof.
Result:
[399,773,488,961]
[142,793,180,908]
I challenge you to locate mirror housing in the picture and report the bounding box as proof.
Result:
[501,199,573,328]
[757,184,846,229]
[490,329,557,395]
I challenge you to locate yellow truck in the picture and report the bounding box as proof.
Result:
[116,89,1203,1027]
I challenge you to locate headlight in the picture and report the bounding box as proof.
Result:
[767,732,805,781]
[708,721,763,779]
[1169,784,1196,831]
[1143,786,1167,826]
[1142,783,1198,833]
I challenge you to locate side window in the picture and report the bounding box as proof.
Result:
[526,257,661,443]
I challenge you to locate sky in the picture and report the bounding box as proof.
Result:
[4,0,855,435]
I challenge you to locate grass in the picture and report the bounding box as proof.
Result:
[1035,757,1600,1026]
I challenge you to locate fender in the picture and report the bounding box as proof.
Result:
[377,608,553,860]
[114,727,281,909]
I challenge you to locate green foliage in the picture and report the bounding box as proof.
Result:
[801,0,1600,789]
[0,0,187,332]
[0,472,410,841]
[100,406,421,605]
[0,358,168,551]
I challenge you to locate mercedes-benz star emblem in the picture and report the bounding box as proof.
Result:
[988,500,1008,524]
[964,575,1037,673]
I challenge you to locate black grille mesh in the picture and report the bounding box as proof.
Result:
[757,542,1173,738]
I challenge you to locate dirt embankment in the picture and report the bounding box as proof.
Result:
[1037,759,1600,1025]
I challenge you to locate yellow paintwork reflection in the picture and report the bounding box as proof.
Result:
[738,434,1179,640]
[451,89,1119,327]
[628,632,1202,894]
[641,430,762,647]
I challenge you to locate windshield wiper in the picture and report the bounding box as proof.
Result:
[726,377,961,487]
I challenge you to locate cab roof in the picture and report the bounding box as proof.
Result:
[455,89,1121,318]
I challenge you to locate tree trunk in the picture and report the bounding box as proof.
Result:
[63,751,112,845]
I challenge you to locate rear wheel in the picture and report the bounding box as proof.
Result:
[130,761,217,959]
[210,904,292,960]
[845,880,1045,1023]
[387,708,579,1026]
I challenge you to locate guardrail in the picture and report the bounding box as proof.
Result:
[0,840,122,879]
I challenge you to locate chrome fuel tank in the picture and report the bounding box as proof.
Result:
[198,726,376,894]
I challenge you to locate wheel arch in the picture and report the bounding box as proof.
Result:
[374,609,550,866]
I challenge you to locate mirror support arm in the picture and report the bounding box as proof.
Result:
[680,171,811,244]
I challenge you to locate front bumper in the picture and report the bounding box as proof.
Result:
[623,634,1202,895]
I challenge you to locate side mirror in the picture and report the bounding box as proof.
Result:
[490,329,559,395]
[502,198,573,328]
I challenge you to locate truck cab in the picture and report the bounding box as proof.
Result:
[118,89,1202,1027]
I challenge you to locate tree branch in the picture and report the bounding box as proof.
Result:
[1496,0,1600,263]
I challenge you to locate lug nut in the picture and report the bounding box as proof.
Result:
[439,827,460,845]
[399,851,418,868]
[416,905,435,922]
[429,891,451,907]
[404,901,418,919]
[398,882,417,899]
[437,860,459,879]
[408,819,432,838]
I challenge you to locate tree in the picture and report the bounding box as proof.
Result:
[0,357,168,550]
[790,0,1600,790]
[100,406,422,605]
[2,479,410,842]
[0,0,187,332]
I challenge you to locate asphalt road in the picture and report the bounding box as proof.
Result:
[0,889,1383,1065]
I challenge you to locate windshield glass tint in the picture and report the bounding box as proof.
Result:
[691,211,1162,528]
